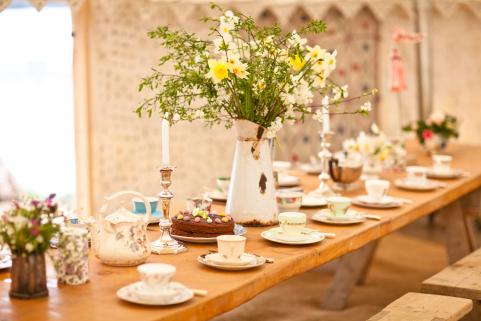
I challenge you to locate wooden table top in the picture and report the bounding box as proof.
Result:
[2,143,481,321]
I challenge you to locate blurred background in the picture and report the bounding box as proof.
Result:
[0,0,480,214]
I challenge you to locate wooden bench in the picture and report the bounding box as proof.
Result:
[422,248,481,320]
[367,292,472,321]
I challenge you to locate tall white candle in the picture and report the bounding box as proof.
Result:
[161,118,170,166]
[322,96,330,133]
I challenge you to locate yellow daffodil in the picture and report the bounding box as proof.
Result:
[225,53,240,72]
[289,55,305,71]
[307,45,325,61]
[207,59,228,83]
[257,80,266,91]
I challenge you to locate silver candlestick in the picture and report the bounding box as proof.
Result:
[311,131,337,198]
[151,166,187,254]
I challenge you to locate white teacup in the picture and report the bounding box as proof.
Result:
[406,166,428,185]
[365,179,390,201]
[137,263,176,293]
[326,196,352,217]
[278,212,306,236]
[276,191,303,212]
[217,235,246,263]
[432,154,452,173]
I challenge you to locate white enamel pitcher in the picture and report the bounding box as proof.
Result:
[92,190,152,267]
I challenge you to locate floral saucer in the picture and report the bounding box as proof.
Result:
[352,195,403,209]
[426,168,464,179]
[299,163,322,175]
[205,189,227,202]
[171,224,246,244]
[278,175,300,187]
[261,227,325,245]
[198,253,266,270]
[301,195,327,208]
[312,209,366,225]
[117,281,193,306]
[394,179,444,191]
[132,210,163,224]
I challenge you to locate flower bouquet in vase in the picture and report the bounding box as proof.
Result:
[136,5,375,226]
[403,111,459,154]
[0,194,61,298]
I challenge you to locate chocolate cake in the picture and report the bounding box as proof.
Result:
[171,210,235,238]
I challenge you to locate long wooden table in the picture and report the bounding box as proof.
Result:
[2,144,481,321]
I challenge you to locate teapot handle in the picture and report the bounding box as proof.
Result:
[100,190,152,224]
[328,158,339,181]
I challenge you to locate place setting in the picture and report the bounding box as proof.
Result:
[276,190,326,211]
[352,179,406,209]
[274,161,301,187]
[203,176,230,202]
[426,154,467,179]
[197,235,271,271]
[117,263,207,306]
[132,196,164,224]
[395,166,447,191]
[312,196,381,225]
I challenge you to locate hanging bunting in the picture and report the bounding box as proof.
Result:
[29,0,48,11]
[66,0,86,12]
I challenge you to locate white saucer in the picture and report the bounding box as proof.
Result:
[278,175,300,187]
[301,195,327,208]
[300,163,322,175]
[261,227,325,245]
[206,189,228,202]
[395,179,442,191]
[312,209,366,225]
[426,168,463,179]
[171,224,246,244]
[203,253,256,267]
[117,281,193,306]
[352,195,403,209]
[198,253,266,271]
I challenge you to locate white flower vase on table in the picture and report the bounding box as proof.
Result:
[226,120,278,226]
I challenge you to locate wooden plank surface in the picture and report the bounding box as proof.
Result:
[1,143,481,321]
[422,247,481,300]
[367,292,472,321]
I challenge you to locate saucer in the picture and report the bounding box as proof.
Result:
[426,168,463,179]
[278,175,300,187]
[171,224,246,244]
[117,281,193,306]
[395,179,442,191]
[352,195,403,209]
[198,253,266,271]
[203,253,256,266]
[132,210,163,224]
[206,189,228,202]
[312,209,366,225]
[300,163,322,175]
[301,195,327,208]
[261,227,325,245]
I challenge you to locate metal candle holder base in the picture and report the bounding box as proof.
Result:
[311,131,337,198]
[151,166,187,255]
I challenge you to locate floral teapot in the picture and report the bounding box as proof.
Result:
[92,190,152,266]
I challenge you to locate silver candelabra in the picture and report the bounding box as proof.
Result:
[311,131,337,198]
[151,165,187,254]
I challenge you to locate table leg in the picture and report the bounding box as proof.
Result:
[321,240,379,310]
[440,199,474,264]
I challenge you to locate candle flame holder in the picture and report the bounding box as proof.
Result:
[310,131,337,198]
[151,165,187,255]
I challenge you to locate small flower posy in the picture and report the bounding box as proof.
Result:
[0,194,61,255]
[403,111,459,146]
[136,4,376,137]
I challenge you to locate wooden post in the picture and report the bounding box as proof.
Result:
[321,241,379,310]
[440,200,473,264]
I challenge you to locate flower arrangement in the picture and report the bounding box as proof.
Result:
[343,126,407,170]
[136,4,375,137]
[0,194,61,255]
[403,111,459,151]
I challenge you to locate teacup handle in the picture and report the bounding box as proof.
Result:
[100,190,152,224]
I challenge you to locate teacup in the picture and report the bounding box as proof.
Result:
[276,191,303,212]
[278,212,306,236]
[216,176,230,194]
[137,263,176,293]
[326,196,352,217]
[132,197,158,214]
[432,154,452,173]
[365,179,390,201]
[406,166,428,185]
[216,235,246,263]
[186,196,212,212]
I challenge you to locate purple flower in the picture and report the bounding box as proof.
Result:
[31,200,40,207]
[30,226,40,236]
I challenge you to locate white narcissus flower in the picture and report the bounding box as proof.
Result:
[359,101,372,113]
[225,53,240,72]
[218,22,233,42]
[333,85,348,101]
[231,61,249,79]
[323,50,337,71]
[343,138,358,152]
[313,72,326,88]
[194,109,204,119]
[173,113,181,121]
[312,110,323,122]
[25,243,34,253]
[306,45,325,61]
[288,30,307,47]
[266,117,283,139]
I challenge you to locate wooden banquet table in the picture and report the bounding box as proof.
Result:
[2,144,481,321]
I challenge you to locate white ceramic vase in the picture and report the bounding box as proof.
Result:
[226,119,278,226]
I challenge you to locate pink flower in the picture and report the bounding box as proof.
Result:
[30,226,40,236]
[422,129,433,141]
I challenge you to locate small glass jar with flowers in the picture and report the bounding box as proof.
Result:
[403,111,459,154]
[0,194,61,299]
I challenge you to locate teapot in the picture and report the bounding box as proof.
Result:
[91,190,152,267]
[328,152,363,191]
